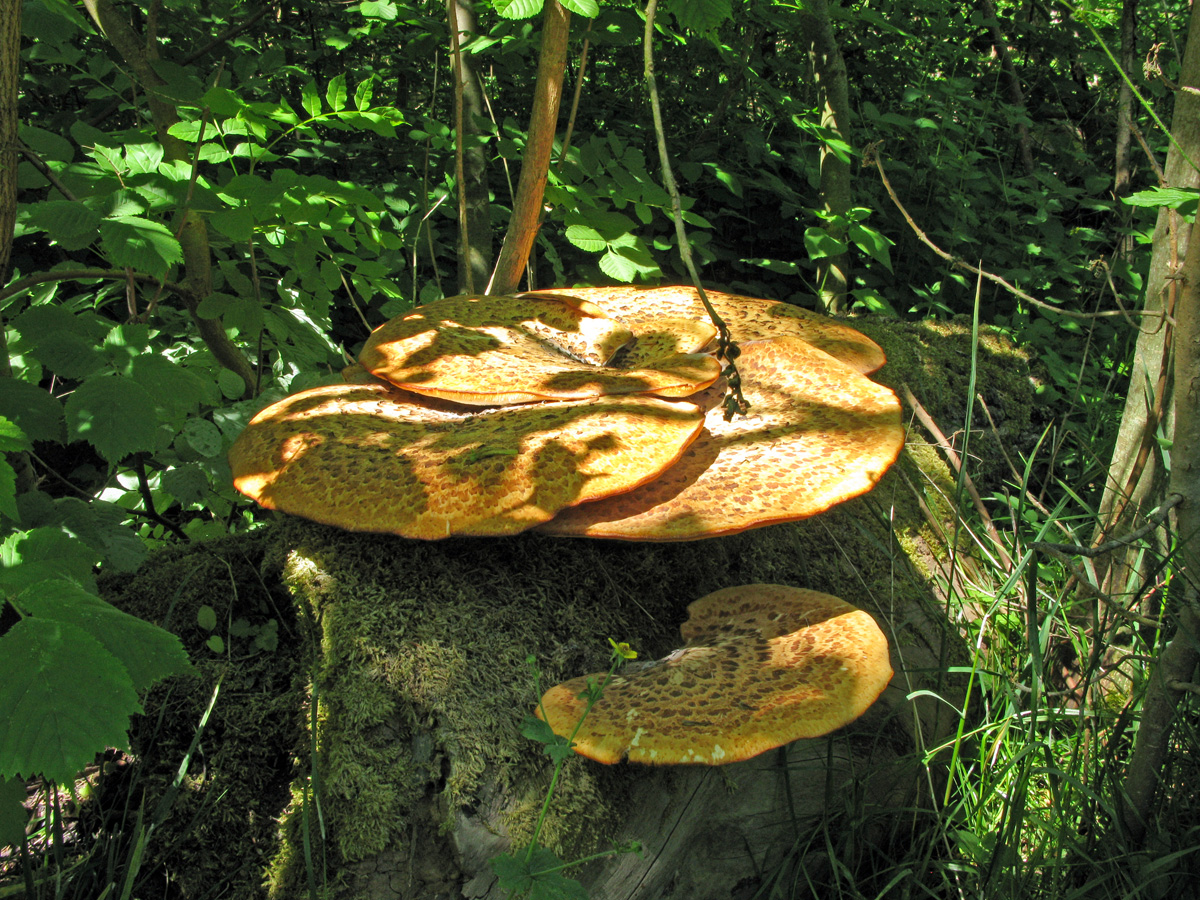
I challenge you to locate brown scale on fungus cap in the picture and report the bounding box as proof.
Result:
[536,334,905,541]
[536,585,894,765]
[358,293,721,405]
[526,285,887,375]
[228,382,705,539]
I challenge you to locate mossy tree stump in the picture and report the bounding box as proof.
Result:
[103,320,1032,899]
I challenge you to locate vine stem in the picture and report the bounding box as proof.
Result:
[642,0,747,417]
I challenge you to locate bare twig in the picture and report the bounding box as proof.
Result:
[1035,493,1183,557]
[644,0,746,419]
[900,384,1012,569]
[865,143,1165,322]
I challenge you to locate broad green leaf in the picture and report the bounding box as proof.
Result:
[0,527,98,593]
[124,142,164,175]
[0,618,139,784]
[25,330,107,380]
[19,124,74,162]
[744,257,800,275]
[183,418,224,458]
[495,0,542,18]
[211,205,255,242]
[0,383,58,444]
[197,605,218,631]
[54,499,148,573]
[599,249,638,282]
[162,464,210,507]
[218,369,248,400]
[803,226,848,260]
[24,200,102,252]
[1123,186,1200,213]
[97,216,183,279]
[17,580,191,692]
[300,80,322,118]
[564,224,606,252]
[353,76,376,111]
[358,0,398,18]
[326,75,347,113]
[103,323,151,374]
[848,222,894,272]
[65,375,160,463]
[668,0,731,33]
[559,0,598,15]
[131,355,214,419]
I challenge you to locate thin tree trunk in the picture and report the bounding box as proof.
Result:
[799,0,852,314]
[0,0,17,292]
[488,0,570,296]
[1094,6,1200,595]
[450,0,492,294]
[1114,0,1136,209]
[83,0,256,394]
[977,0,1036,177]
[1121,205,1200,842]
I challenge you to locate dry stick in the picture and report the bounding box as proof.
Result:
[1034,544,1163,628]
[865,143,1164,323]
[488,1,571,295]
[644,0,747,418]
[447,0,472,293]
[557,16,593,168]
[900,384,1013,570]
[1036,493,1184,558]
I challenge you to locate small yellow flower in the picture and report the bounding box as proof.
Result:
[608,638,637,661]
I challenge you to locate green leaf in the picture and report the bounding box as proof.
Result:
[301,80,322,118]
[65,375,160,463]
[162,464,210,507]
[599,249,638,282]
[495,0,542,18]
[520,715,559,745]
[124,142,164,175]
[97,216,183,279]
[847,222,894,272]
[358,0,398,18]
[0,416,30,455]
[559,0,598,15]
[183,418,224,458]
[17,580,191,692]
[24,201,102,252]
[0,618,140,784]
[197,605,218,632]
[1124,186,1200,215]
[54,499,147,573]
[564,224,606,252]
[0,776,27,849]
[353,76,376,111]
[211,205,255,242]
[0,528,99,594]
[326,74,347,113]
[131,355,214,419]
[668,0,731,33]
[803,226,849,260]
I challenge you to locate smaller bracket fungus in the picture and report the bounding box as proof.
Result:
[228,383,705,539]
[536,585,893,765]
[358,293,720,405]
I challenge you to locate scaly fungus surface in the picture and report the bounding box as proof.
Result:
[537,335,904,541]
[536,584,894,765]
[228,383,705,539]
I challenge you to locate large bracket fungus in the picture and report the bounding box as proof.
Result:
[229,286,905,541]
[536,584,894,765]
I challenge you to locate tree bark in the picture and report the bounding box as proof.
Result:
[83,0,256,394]
[1120,195,1200,842]
[449,0,492,294]
[1094,5,1200,595]
[1114,0,1136,208]
[799,0,852,314]
[488,1,570,296]
[977,0,1036,177]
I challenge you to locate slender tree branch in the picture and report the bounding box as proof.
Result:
[866,143,1165,322]
[644,0,746,418]
[447,0,473,293]
[0,268,198,306]
[488,1,571,295]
